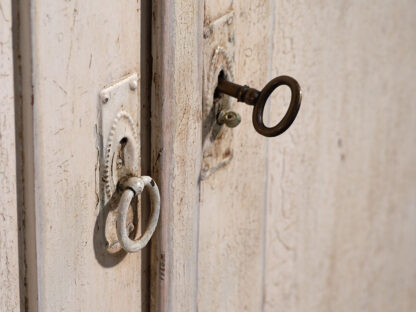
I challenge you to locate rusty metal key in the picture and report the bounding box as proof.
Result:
[215,75,302,137]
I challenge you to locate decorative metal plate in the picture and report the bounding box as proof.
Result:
[202,12,236,180]
[99,73,140,254]
[100,73,140,203]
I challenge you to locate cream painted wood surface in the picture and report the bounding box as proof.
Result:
[264,2,416,311]
[198,1,270,311]
[197,1,416,312]
[150,1,203,311]
[6,0,415,311]
[0,0,20,310]
[15,1,148,311]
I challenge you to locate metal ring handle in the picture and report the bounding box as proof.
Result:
[117,176,160,253]
[252,75,302,137]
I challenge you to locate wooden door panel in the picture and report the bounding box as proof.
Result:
[198,2,272,311]
[7,0,415,310]
[16,1,147,310]
[264,2,416,311]
[197,1,416,312]
[150,1,203,311]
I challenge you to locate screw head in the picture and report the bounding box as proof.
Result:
[129,79,138,91]
[101,91,110,104]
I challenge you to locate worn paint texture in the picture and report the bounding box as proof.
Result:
[264,1,416,311]
[198,1,416,312]
[5,0,415,310]
[151,1,203,311]
[0,0,20,310]
[199,1,271,311]
[18,0,148,310]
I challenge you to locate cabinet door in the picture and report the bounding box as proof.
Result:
[262,3,416,311]
[151,1,416,312]
[13,0,416,311]
[15,1,151,310]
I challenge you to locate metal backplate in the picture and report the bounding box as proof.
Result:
[100,73,140,202]
[202,12,235,180]
[99,73,140,253]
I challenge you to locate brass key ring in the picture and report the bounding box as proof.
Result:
[215,75,302,137]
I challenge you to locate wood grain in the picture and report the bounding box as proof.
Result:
[0,0,20,309]
[199,1,416,312]
[151,0,203,311]
[198,1,273,311]
[16,0,148,310]
[14,0,414,310]
[264,1,416,311]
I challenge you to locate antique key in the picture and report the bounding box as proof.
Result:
[215,75,302,137]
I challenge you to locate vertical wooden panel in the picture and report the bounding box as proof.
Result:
[0,0,20,309]
[16,1,148,310]
[264,1,416,311]
[151,0,203,311]
[197,1,273,311]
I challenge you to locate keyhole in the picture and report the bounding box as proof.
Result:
[214,70,226,101]
[120,137,128,145]
[117,137,128,169]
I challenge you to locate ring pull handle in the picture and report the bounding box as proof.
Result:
[215,75,302,137]
[117,176,160,253]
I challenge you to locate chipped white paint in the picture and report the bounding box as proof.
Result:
[264,2,416,311]
[198,2,272,311]
[15,0,148,310]
[0,0,20,309]
[6,0,414,310]
[198,1,416,312]
[150,1,203,311]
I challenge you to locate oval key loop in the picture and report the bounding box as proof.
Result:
[215,75,302,137]
[117,176,160,253]
[253,76,302,137]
